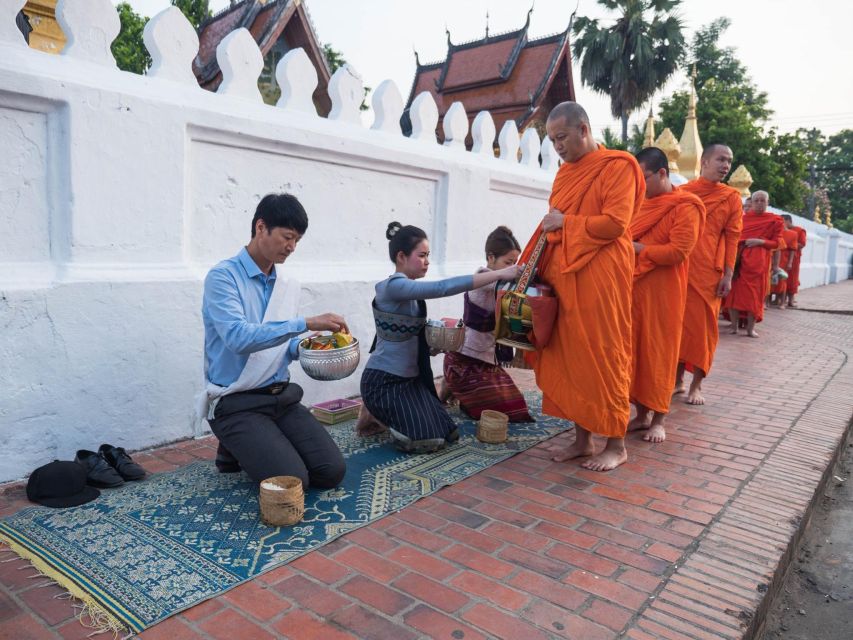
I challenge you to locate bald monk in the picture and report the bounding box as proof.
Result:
[786,222,808,307]
[627,148,704,443]
[522,101,643,472]
[770,215,798,308]
[724,190,783,337]
[674,144,743,405]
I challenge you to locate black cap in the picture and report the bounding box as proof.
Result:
[26,461,100,508]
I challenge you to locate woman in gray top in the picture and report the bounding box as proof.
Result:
[358,222,521,453]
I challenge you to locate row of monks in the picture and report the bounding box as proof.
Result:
[521,101,805,472]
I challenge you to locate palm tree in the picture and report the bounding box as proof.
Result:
[572,0,685,143]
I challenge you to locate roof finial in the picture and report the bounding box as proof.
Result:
[687,63,698,118]
[413,46,420,67]
[445,23,452,46]
[485,9,490,39]
[525,3,534,29]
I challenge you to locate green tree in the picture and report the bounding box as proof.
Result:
[657,18,809,212]
[815,129,853,232]
[572,0,686,143]
[171,0,211,29]
[112,2,150,74]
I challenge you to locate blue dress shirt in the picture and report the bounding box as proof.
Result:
[203,248,307,387]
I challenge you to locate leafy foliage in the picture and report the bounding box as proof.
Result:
[657,18,809,212]
[171,0,211,29]
[805,129,853,232]
[573,0,686,142]
[112,2,150,75]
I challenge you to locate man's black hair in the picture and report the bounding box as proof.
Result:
[251,193,308,238]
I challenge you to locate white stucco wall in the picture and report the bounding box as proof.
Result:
[0,5,555,481]
[1,4,850,482]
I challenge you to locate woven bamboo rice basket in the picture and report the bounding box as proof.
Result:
[476,410,509,444]
[259,475,304,526]
[425,324,466,352]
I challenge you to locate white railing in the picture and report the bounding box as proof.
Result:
[0,1,558,482]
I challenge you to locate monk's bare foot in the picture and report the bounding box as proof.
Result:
[643,423,666,443]
[552,441,596,462]
[728,325,738,335]
[627,416,651,432]
[672,383,687,395]
[686,389,705,405]
[581,447,627,472]
[746,330,759,338]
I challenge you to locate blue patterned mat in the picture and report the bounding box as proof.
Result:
[0,393,568,633]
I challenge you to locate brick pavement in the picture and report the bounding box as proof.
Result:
[1,281,852,639]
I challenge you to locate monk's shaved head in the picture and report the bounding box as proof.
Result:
[781,214,792,222]
[752,190,769,213]
[635,147,669,176]
[699,143,733,183]
[545,101,598,163]
[547,101,591,127]
[701,143,732,161]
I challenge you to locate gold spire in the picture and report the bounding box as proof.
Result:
[642,106,655,148]
[677,64,703,180]
[654,128,681,175]
[727,165,753,196]
[814,204,822,223]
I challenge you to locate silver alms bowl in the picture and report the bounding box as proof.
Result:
[299,337,361,381]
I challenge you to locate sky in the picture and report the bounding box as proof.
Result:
[121,0,853,137]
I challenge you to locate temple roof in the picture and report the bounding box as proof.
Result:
[404,12,575,138]
[194,0,330,96]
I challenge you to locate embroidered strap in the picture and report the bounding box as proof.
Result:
[507,230,548,319]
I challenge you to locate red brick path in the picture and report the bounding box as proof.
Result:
[1,281,852,639]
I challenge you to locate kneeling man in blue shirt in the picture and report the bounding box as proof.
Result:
[201,193,347,488]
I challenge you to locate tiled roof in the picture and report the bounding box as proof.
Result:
[404,22,575,139]
[193,0,330,94]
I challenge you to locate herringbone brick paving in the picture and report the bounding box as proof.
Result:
[1,281,851,639]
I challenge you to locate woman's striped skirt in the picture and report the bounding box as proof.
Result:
[360,367,458,453]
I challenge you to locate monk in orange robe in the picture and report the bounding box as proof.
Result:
[723,190,783,337]
[787,223,808,307]
[627,148,704,444]
[522,102,643,472]
[770,215,799,307]
[674,144,743,405]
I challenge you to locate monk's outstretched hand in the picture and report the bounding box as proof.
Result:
[716,274,733,298]
[542,208,565,232]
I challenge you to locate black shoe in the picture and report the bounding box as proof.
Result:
[215,443,241,473]
[75,450,125,488]
[99,444,146,481]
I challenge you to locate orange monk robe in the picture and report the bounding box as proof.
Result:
[724,212,784,322]
[768,231,787,294]
[520,147,644,438]
[788,226,807,295]
[630,189,704,414]
[678,178,743,376]
[771,228,799,295]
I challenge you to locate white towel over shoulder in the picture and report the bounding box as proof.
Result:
[195,268,301,424]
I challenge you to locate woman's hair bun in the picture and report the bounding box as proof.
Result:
[495,225,514,237]
[386,221,402,240]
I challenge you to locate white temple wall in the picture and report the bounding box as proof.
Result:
[0,3,849,481]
